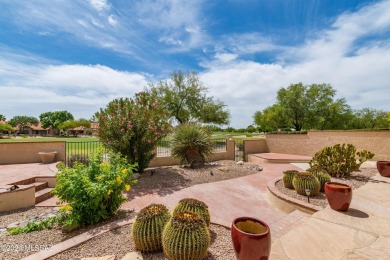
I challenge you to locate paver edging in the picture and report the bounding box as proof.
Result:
[267,178,323,213]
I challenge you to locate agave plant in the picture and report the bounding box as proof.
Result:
[171,123,213,168]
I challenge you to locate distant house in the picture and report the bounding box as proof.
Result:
[28,122,53,136]
[68,123,99,136]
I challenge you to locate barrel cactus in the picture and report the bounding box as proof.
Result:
[292,172,320,196]
[132,204,171,252]
[173,198,210,226]
[162,211,210,260]
[310,170,331,192]
[282,170,299,189]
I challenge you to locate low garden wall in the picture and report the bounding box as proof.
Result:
[265,130,390,160]
[0,142,66,164]
[242,139,267,161]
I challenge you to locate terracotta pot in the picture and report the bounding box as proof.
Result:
[324,182,352,211]
[38,151,57,164]
[231,217,271,260]
[376,161,390,177]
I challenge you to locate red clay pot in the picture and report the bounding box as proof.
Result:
[376,161,390,177]
[324,182,352,211]
[231,217,271,260]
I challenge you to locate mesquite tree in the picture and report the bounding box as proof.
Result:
[95,92,171,173]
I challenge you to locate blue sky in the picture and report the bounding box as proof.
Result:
[0,0,389,128]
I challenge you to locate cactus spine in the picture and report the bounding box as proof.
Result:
[173,198,210,226]
[162,211,210,260]
[310,170,331,192]
[132,204,171,252]
[292,172,320,196]
[282,170,299,189]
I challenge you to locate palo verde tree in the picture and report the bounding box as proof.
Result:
[148,70,230,125]
[95,91,171,173]
[8,116,39,131]
[39,111,74,132]
[0,122,14,133]
[349,108,388,129]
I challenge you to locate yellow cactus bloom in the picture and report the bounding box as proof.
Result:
[116,176,123,184]
[107,189,113,195]
[125,184,131,191]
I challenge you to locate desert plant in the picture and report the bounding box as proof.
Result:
[309,143,374,178]
[282,170,299,189]
[132,204,171,252]
[52,149,137,227]
[308,168,331,192]
[95,91,171,173]
[173,198,210,226]
[68,154,89,168]
[292,172,320,196]
[171,123,213,168]
[162,211,210,260]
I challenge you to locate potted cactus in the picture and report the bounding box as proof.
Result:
[162,211,210,260]
[377,161,390,177]
[324,182,352,211]
[231,216,271,260]
[132,204,171,252]
[173,198,210,226]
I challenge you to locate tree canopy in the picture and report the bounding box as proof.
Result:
[0,114,6,121]
[0,122,14,132]
[8,116,39,130]
[148,70,230,125]
[39,111,74,129]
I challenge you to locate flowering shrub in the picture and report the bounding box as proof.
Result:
[52,149,137,226]
[95,92,171,172]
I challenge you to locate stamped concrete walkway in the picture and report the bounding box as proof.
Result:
[121,163,310,240]
[0,162,57,186]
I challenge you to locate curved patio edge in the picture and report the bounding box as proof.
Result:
[267,178,323,214]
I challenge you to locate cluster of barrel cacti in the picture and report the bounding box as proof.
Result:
[308,168,331,192]
[132,198,211,259]
[292,172,321,196]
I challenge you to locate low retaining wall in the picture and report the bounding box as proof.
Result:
[243,139,267,161]
[0,142,66,164]
[265,130,390,160]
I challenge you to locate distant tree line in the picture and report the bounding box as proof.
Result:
[253,83,390,132]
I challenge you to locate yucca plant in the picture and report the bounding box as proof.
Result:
[173,198,210,226]
[171,123,213,168]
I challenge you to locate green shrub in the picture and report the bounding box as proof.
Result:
[162,211,210,260]
[292,172,320,196]
[95,91,171,173]
[173,198,210,226]
[171,123,213,168]
[282,170,299,189]
[308,168,331,192]
[52,149,137,227]
[309,143,374,178]
[7,213,68,235]
[132,204,171,252]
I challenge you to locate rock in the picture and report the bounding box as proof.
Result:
[7,222,20,229]
[236,161,244,165]
[18,220,30,228]
[218,167,229,172]
[61,223,80,233]
[81,256,116,260]
[256,166,263,171]
[0,228,6,233]
[121,252,143,260]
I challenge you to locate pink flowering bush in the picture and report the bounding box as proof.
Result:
[95,92,171,172]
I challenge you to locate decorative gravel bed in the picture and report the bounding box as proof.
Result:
[275,167,378,207]
[0,206,53,228]
[50,223,235,260]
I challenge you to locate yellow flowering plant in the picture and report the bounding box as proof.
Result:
[52,148,137,227]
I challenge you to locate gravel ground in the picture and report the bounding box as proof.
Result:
[50,224,235,260]
[0,210,135,260]
[0,207,52,228]
[275,167,378,207]
[132,160,260,190]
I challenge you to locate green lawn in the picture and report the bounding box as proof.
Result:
[0,136,99,143]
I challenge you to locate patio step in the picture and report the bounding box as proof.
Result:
[35,187,54,204]
[33,182,48,192]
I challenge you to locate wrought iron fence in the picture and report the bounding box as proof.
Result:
[65,138,228,165]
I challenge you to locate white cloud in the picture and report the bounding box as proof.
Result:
[108,15,118,26]
[88,0,110,12]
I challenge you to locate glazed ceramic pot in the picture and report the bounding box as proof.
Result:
[38,151,57,164]
[376,161,390,177]
[324,182,352,211]
[231,217,271,260]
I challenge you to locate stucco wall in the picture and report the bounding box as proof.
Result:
[243,139,268,160]
[0,142,66,164]
[265,130,390,160]
[149,139,235,167]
